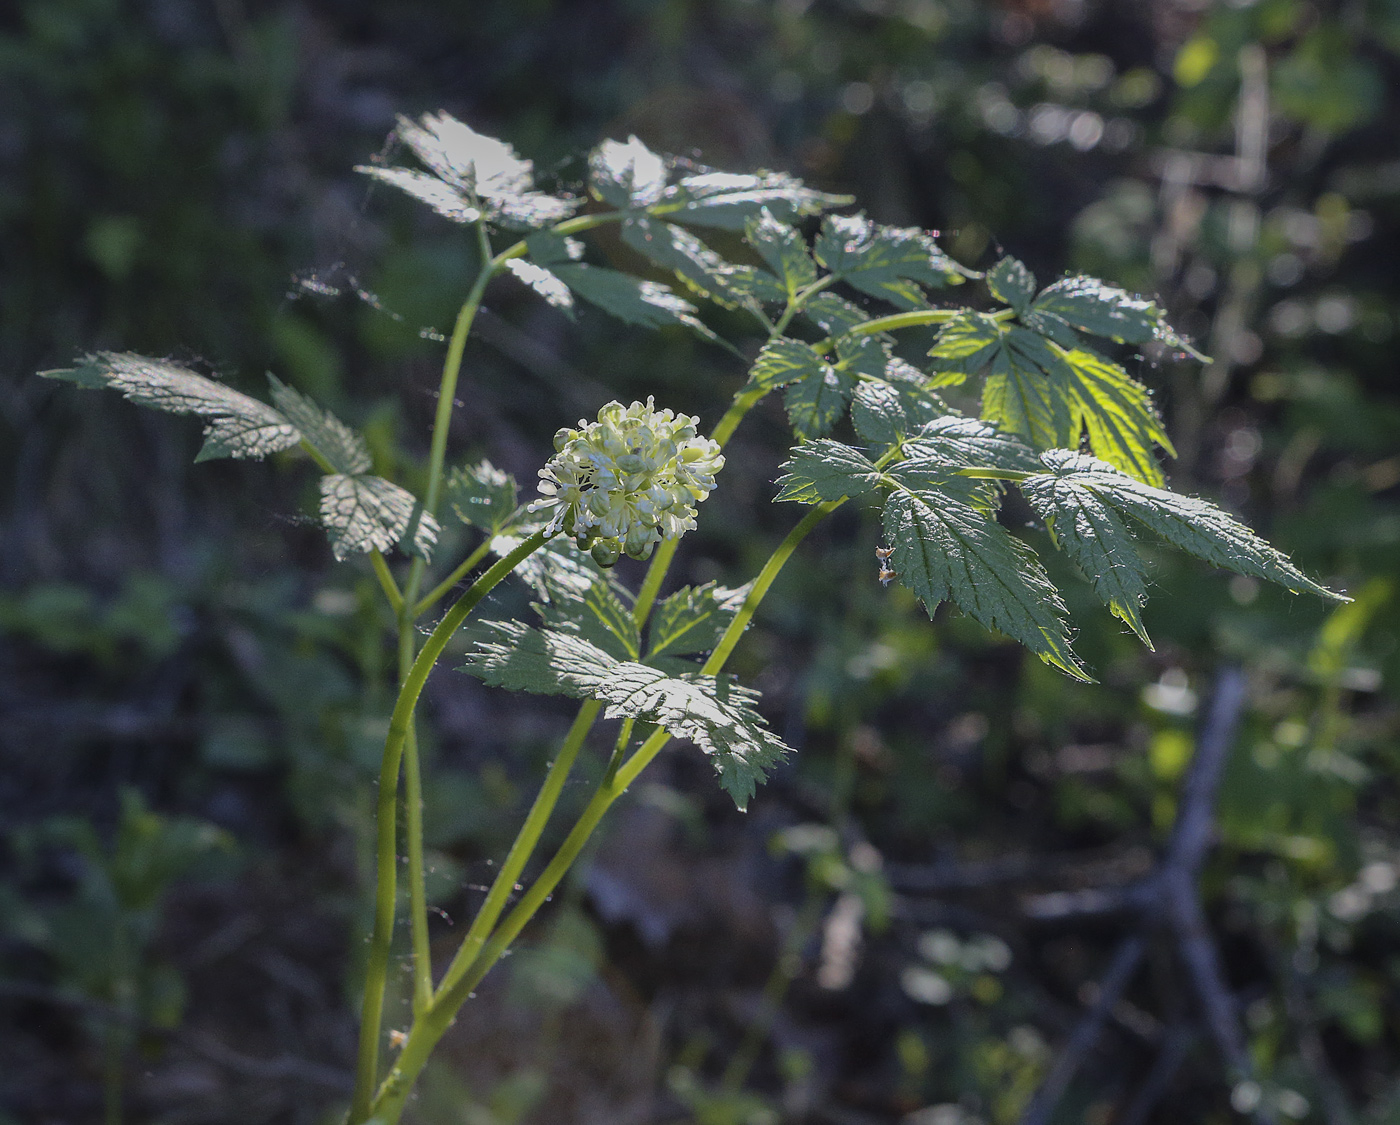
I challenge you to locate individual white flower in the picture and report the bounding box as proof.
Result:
[530,398,724,565]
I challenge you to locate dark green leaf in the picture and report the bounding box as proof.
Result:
[784,365,856,440]
[648,582,751,660]
[524,231,585,265]
[463,622,790,809]
[1028,276,1163,345]
[1062,347,1174,487]
[881,488,1088,680]
[660,170,850,230]
[43,352,300,462]
[853,377,945,447]
[775,440,884,504]
[815,214,972,309]
[1018,467,1153,646]
[319,474,439,561]
[801,292,878,337]
[589,135,668,209]
[1026,450,1345,602]
[621,217,783,310]
[550,263,714,338]
[266,375,370,475]
[986,257,1037,314]
[445,460,519,533]
[745,209,817,295]
[900,417,1041,474]
[834,333,891,381]
[536,560,639,660]
[747,338,828,391]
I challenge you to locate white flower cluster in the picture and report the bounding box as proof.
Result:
[531,399,724,566]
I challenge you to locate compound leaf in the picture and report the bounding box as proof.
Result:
[1025,450,1345,603]
[320,474,439,561]
[852,372,947,447]
[266,375,370,475]
[775,440,884,504]
[981,329,1075,450]
[445,460,519,533]
[927,312,1007,386]
[43,352,300,463]
[901,416,1042,475]
[815,213,971,309]
[648,582,751,660]
[464,622,790,808]
[881,487,1087,680]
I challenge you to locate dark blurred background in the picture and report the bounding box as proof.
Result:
[2,2,1398,1123]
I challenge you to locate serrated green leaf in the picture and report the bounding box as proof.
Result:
[815,213,971,309]
[1026,450,1345,603]
[801,292,877,337]
[834,333,890,381]
[504,259,575,313]
[986,256,1037,314]
[589,135,668,209]
[490,526,598,601]
[1018,467,1153,646]
[659,170,850,230]
[901,417,1042,474]
[852,376,946,447]
[747,338,828,391]
[1028,276,1162,345]
[536,559,639,660]
[266,375,371,475]
[1061,347,1174,487]
[981,330,1075,450]
[881,488,1088,680]
[928,312,1008,386]
[524,231,585,265]
[463,622,790,809]
[445,460,518,533]
[648,582,751,660]
[621,217,784,310]
[745,209,817,295]
[43,352,300,462]
[358,112,577,230]
[775,440,884,504]
[319,474,439,561]
[784,365,856,440]
[550,263,714,338]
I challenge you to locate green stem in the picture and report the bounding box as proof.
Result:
[400,610,432,1016]
[814,304,1014,353]
[365,501,842,1124]
[349,529,549,1122]
[432,698,602,1004]
[370,552,404,615]
[414,535,497,617]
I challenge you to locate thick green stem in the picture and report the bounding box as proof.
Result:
[365,501,842,1124]
[414,536,498,617]
[349,529,549,1122]
[400,612,432,1017]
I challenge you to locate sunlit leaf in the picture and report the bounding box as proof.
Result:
[505,259,575,313]
[881,487,1088,680]
[775,440,884,504]
[1025,275,1163,346]
[550,263,714,338]
[648,582,751,660]
[320,474,438,561]
[42,352,300,462]
[747,338,828,391]
[446,460,519,533]
[784,364,856,439]
[745,209,817,295]
[589,135,668,209]
[1061,347,1174,487]
[986,256,1037,314]
[267,375,370,475]
[621,216,784,310]
[815,213,972,309]
[660,169,851,230]
[464,622,790,808]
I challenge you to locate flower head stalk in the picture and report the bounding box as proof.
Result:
[531,398,724,565]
